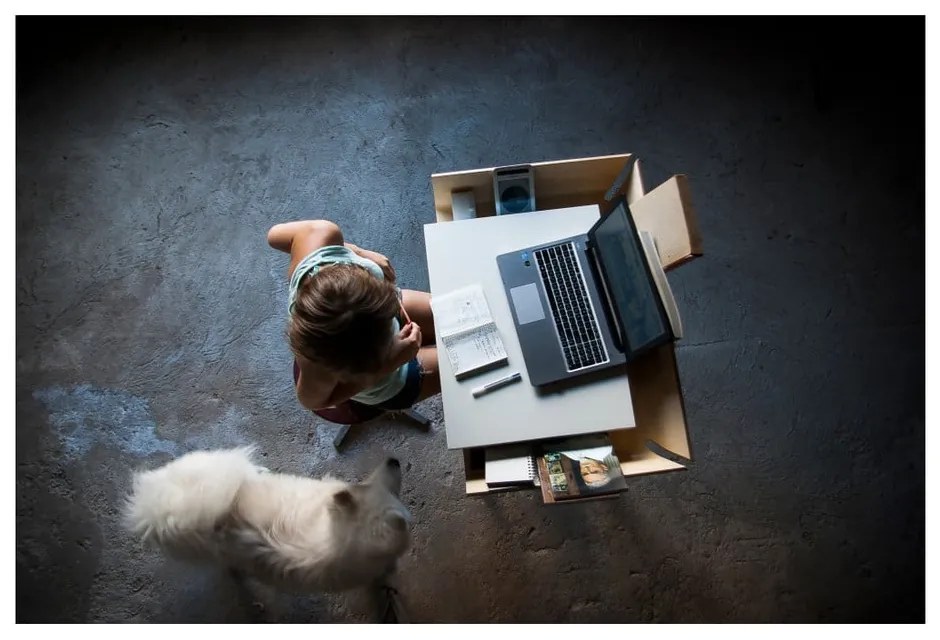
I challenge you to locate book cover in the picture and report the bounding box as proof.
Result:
[535,455,558,504]
[538,442,627,501]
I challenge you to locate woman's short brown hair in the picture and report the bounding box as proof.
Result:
[289,264,400,376]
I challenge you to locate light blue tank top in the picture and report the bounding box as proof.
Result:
[288,245,407,406]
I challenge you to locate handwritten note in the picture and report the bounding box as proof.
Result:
[431,285,509,380]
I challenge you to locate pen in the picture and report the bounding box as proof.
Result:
[471,372,522,398]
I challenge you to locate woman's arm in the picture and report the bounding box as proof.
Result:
[295,356,377,411]
[266,220,344,278]
[320,380,375,408]
[294,357,337,411]
[297,360,389,410]
[344,242,396,283]
[298,321,422,409]
[309,379,369,410]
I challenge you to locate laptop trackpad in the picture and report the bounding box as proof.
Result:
[510,283,545,325]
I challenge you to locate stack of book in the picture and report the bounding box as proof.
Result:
[483,434,628,504]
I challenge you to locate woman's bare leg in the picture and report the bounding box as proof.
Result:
[401,289,435,345]
[415,346,441,401]
[403,290,440,401]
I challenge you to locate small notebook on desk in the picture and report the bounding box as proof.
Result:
[484,444,538,487]
[431,284,509,380]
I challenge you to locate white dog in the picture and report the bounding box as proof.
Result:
[123,447,411,594]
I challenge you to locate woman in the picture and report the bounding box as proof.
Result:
[267,219,440,411]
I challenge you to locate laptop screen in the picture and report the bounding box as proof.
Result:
[592,201,670,353]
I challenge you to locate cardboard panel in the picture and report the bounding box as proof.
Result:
[463,450,486,495]
[627,158,646,205]
[431,169,497,221]
[431,154,635,222]
[618,343,692,460]
[530,154,634,209]
[629,174,703,270]
[619,449,687,477]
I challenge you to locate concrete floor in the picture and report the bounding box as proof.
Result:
[16,17,924,622]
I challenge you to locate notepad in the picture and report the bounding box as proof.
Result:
[431,284,509,380]
[484,445,538,487]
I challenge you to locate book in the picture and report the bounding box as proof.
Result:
[535,435,628,502]
[430,284,509,380]
[639,230,683,340]
[484,444,538,487]
[535,454,560,504]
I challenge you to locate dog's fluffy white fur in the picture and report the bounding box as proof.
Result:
[124,447,411,592]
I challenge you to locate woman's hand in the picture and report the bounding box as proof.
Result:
[366,250,396,283]
[385,321,422,372]
[345,243,396,283]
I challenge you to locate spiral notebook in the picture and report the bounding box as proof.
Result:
[431,284,509,380]
[484,445,538,487]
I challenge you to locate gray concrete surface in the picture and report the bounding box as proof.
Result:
[16,17,924,622]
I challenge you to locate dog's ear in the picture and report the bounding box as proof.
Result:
[387,512,408,532]
[333,489,356,511]
[367,458,402,496]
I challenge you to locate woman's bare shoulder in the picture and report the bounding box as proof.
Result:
[294,356,338,405]
[296,354,337,381]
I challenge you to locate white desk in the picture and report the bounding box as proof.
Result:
[424,205,637,450]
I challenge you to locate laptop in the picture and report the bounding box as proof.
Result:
[496,195,674,387]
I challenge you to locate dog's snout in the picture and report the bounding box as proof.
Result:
[386,458,400,469]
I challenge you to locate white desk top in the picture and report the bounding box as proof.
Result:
[424,205,637,450]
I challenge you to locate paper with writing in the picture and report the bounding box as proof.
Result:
[431,285,509,379]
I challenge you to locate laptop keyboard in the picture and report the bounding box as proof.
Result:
[534,243,610,372]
